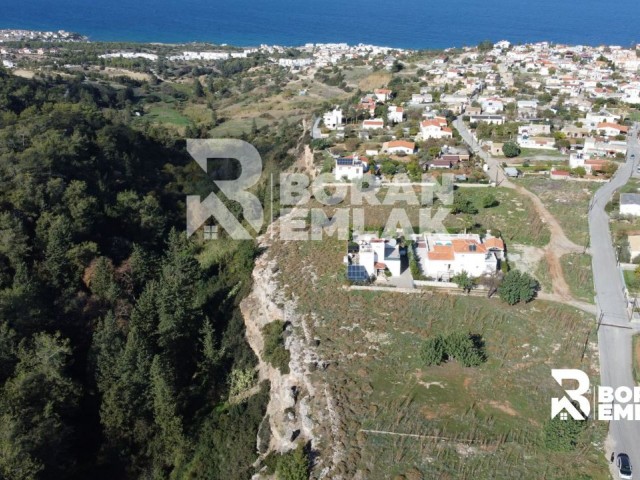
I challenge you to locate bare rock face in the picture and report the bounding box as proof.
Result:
[240,212,348,479]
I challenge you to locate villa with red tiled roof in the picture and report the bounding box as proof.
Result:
[596,122,629,137]
[374,88,393,102]
[382,140,415,155]
[414,232,505,281]
[419,118,453,140]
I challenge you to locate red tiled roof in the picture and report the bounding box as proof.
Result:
[387,140,415,149]
[484,237,505,250]
[427,244,455,261]
[452,239,487,254]
[597,122,628,133]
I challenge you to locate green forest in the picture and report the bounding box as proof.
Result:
[0,68,299,479]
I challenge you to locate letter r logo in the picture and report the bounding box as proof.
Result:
[186,139,264,239]
[551,369,591,420]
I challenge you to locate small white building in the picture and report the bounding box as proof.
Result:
[383,140,415,155]
[374,88,392,103]
[468,114,504,125]
[362,118,385,130]
[569,152,606,174]
[596,122,628,137]
[334,155,367,181]
[387,105,404,124]
[481,98,504,114]
[518,124,551,136]
[585,110,620,129]
[620,194,640,217]
[323,107,343,130]
[345,234,404,279]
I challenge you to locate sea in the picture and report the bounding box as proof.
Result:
[2,0,640,49]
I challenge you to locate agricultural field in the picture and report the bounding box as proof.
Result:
[268,234,607,479]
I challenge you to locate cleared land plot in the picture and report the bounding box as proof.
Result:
[515,177,599,246]
[295,185,550,248]
[268,234,607,480]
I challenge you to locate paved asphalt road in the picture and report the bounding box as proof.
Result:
[311,116,322,140]
[453,116,640,474]
[590,123,640,474]
[453,117,509,186]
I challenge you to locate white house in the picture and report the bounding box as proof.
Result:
[518,124,551,136]
[383,140,415,155]
[414,233,504,281]
[583,138,627,157]
[468,114,504,125]
[620,194,640,217]
[622,87,640,105]
[387,105,404,124]
[419,118,452,139]
[410,93,433,105]
[481,98,504,114]
[374,89,392,103]
[334,155,367,181]
[569,152,606,174]
[323,107,343,130]
[347,234,403,278]
[517,135,556,150]
[517,100,538,119]
[362,118,385,130]
[585,110,620,129]
[596,122,628,137]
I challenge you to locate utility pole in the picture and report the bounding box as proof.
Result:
[596,311,604,332]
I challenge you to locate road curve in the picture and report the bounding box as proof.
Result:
[589,123,640,473]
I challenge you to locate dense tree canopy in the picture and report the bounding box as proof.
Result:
[0,68,296,479]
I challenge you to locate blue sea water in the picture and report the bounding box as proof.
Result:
[1,0,639,49]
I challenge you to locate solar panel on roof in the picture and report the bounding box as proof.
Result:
[347,265,368,281]
[337,158,354,166]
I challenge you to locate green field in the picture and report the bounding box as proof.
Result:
[143,103,192,127]
[519,148,567,159]
[516,177,599,246]
[269,235,607,479]
[300,185,551,248]
[561,253,595,303]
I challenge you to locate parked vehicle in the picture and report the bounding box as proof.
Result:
[616,453,632,479]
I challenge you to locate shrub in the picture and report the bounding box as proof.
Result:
[451,270,475,293]
[443,332,485,367]
[420,334,446,366]
[543,411,587,451]
[480,192,498,208]
[498,269,539,305]
[502,142,521,158]
[262,321,290,373]
[276,444,309,480]
[421,332,486,367]
[452,192,478,214]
